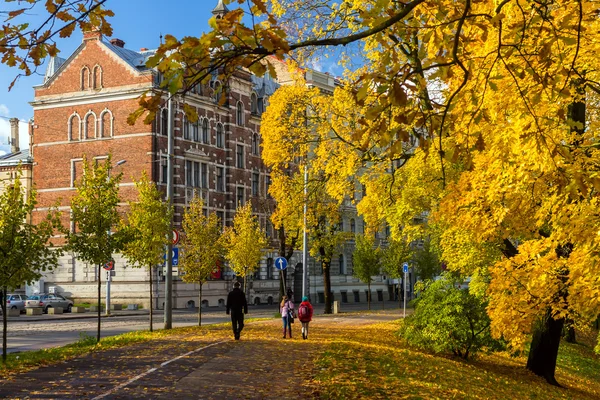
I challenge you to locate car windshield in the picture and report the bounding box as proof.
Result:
[28,295,40,300]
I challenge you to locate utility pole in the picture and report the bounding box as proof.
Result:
[164,96,174,329]
[302,165,308,300]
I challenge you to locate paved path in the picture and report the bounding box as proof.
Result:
[0,311,401,399]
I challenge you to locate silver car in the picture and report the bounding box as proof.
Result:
[6,294,28,313]
[25,294,73,313]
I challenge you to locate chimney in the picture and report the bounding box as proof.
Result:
[83,28,102,41]
[9,118,19,153]
[110,38,125,48]
[140,47,148,52]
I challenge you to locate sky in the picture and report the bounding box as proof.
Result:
[0,0,221,155]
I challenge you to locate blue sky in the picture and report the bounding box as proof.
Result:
[0,0,220,154]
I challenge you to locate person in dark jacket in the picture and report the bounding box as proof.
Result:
[226,281,248,340]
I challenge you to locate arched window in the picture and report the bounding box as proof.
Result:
[350,219,356,233]
[202,118,209,144]
[83,111,96,139]
[250,93,258,115]
[339,254,346,275]
[252,133,259,155]
[81,66,90,90]
[193,119,199,142]
[216,123,224,148]
[213,81,222,103]
[68,113,81,141]
[161,108,168,136]
[92,65,103,89]
[183,116,190,140]
[99,109,113,138]
[236,101,244,126]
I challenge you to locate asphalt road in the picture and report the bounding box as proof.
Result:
[1,302,403,354]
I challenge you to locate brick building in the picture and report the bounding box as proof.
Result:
[29,2,394,309]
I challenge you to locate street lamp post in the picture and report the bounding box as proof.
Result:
[302,165,308,300]
[164,97,174,329]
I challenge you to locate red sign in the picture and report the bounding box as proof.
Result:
[211,261,222,279]
[172,229,180,245]
[103,261,114,271]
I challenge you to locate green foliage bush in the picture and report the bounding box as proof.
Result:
[398,273,503,360]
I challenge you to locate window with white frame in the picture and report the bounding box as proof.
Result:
[216,123,224,148]
[70,158,83,187]
[201,163,208,188]
[216,166,225,192]
[193,162,200,187]
[236,186,244,206]
[251,93,258,115]
[193,120,199,142]
[68,113,81,141]
[252,172,259,196]
[161,156,168,183]
[236,144,244,168]
[161,109,169,136]
[252,133,259,155]
[202,118,209,144]
[339,254,346,275]
[81,66,90,90]
[236,101,244,126]
[93,65,103,89]
[350,218,356,233]
[183,116,190,140]
[99,109,113,138]
[186,160,193,186]
[266,175,272,197]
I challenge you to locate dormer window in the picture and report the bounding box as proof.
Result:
[81,66,90,90]
[93,65,103,89]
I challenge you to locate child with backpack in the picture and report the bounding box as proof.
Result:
[298,296,314,340]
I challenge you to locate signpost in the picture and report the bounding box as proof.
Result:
[403,262,409,318]
[104,260,114,315]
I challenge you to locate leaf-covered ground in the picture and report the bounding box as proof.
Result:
[0,312,598,399]
[313,319,600,399]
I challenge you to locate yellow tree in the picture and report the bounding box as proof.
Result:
[352,234,381,310]
[121,172,172,332]
[179,196,223,326]
[222,202,267,302]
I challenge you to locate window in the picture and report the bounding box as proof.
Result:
[202,118,209,144]
[265,220,272,238]
[193,120,199,142]
[236,101,244,126]
[161,108,169,136]
[81,66,90,90]
[216,211,225,228]
[183,117,190,140]
[84,112,96,139]
[201,163,208,188]
[161,156,168,183]
[216,123,224,148]
[213,81,223,103]
[186,160,193,186]
[257,97,264,115]
[252,133,259,155]
[251,93,258,115]
[350,219,356,233]
[99,110,112,138]
[236,144,244,168]
[252,172,259,196]
[216,167,225,192]
[236,186,244,206]
[266,257,273,279]
[339,219,344,232]
[339,254,346,275]
[70,158,83,187]
[93,65,103,89]
[193,162,200,187]
[68,113,81,141]
[266,175,272,197]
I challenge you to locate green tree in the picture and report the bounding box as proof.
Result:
[0,171,62,362]
[413,237,442,282]
[68,155,123,343]
[381,237,413,309]
[352,234,381,310]
[179,196,223,326]
[222,202,267,302]
[121,172,172,332]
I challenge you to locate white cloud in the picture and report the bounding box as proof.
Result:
[0,104,30,155]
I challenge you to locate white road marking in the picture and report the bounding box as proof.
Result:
[91,340,229,400]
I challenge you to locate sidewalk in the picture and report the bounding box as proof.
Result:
[0,310,401,399]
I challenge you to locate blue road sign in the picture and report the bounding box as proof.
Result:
[274,257,288,271]
[163,247,179,266]
[403,262,409,274]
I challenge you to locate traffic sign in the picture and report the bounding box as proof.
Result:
[103,261,114,271]
[403,262,409,274]
[274,257,288,271]
[172,229,180,245]
[163,247,179,266]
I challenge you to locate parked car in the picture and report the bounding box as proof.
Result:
[25,294,73,313]
[6,294,28,313]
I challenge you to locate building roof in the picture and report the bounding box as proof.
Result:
[43,56,67,83]
[0,149,32,167]
[212,0,230,15]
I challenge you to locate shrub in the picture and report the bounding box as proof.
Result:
[398,273,503,360]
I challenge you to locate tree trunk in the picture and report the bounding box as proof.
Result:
[398,282,402,310]
[526,310,564,386]
[323,260,332,314]
[367,281,371,311]
[97,264,101,343]
[198,281,202,327]
[2,287,7,363]
[149,266,153,332]
[563,317,576,343]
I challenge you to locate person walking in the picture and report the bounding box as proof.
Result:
[298,296,314,340]
[226,281,248,340]
[280,295,295,339]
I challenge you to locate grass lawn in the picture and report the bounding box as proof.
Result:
[312,320,600,399]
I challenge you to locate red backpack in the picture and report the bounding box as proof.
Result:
[298,303,310,321]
